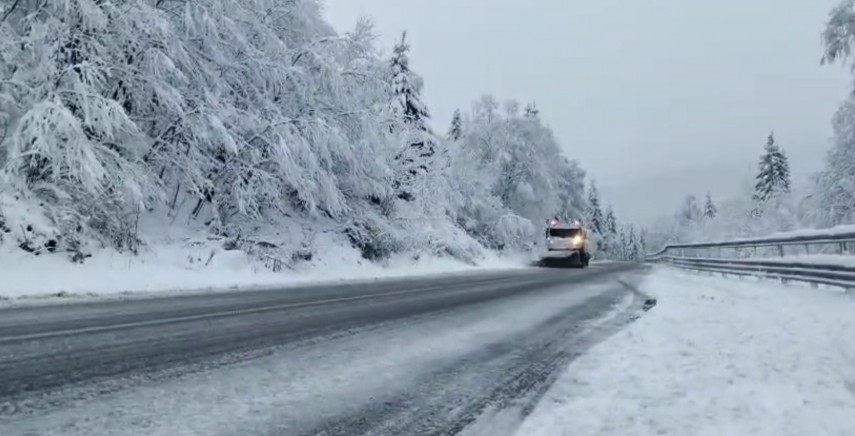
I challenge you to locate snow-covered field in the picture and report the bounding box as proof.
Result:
[0,238,530,302]
[516,267,855,436]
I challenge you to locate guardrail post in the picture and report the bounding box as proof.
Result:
[777,244,784,257]
[838,242,845,255]
[804,244,810,255]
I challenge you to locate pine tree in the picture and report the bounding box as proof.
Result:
[605,206,617,234]
[390,31,430,132]
[627,226,638,261]
[586,180,604,234]
[448,109,462,141]
[389,31,435,201]
[703,192,717,219]
[602,204,618,257]
[753,132,791,202]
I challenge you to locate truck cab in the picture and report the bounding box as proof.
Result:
[547,223,587,251]
[540,218,590,267]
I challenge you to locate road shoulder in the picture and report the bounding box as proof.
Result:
[515,267,855,436]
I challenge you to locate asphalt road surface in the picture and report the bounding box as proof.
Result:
[0,262,650,436]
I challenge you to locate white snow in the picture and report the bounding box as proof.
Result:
[740,254,855,267]
[756,223,855,240]
[516,267,855,436]
[673,223,855,251]
[0,235,529,302]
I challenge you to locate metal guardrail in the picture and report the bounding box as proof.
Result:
[659,256,855,290]
[649,230,855,291]
[650,230,855,259]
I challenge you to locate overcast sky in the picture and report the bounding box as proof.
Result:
[322,0,851,225]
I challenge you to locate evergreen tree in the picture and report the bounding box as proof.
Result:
[627,226,638,261]
[602,204,618,257]
[703,192,717,219]
[448,108,462,141]
[586,180,604,234]
[389,31,430,132]
[753,132,791,202]
[389,31,435,201]
[605,205,617,235]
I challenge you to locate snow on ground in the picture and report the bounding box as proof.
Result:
[741,254,855,267]
[0,236,529,302]
[516,267,855,436]
[680,223,855,247]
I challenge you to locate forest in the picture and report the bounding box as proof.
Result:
[0,0,618,269]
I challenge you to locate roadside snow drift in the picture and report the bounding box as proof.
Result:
[516,267,855,436]
[0,237,529,301]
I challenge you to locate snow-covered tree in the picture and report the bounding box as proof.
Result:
[812,97,855,225]
[822,0,855,69]
[627,226,638,260]
[605,206,618,236]
[586,181,604,234]
[613,224,645,261]
[451,95,586,249]
[814,5,855,226]
[0,0,397,256]
[389,31,430,132]
[448,109,462,141]
[554,156,587,220]
[387,31,438,203]
[813,9,847,225]
[0,0,592,269]
[615,224,632,261]
[600,204,618,257]
[703,192,718,219]
[753,132,791,202]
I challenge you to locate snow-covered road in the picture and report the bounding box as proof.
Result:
[516,267,855,436]
[6,264,849,436]
[0,263,647,436]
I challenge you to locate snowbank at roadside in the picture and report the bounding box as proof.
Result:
[516,267,855,436]
[740,254,855,268]
[0,235,529,302]
[678,223,855,248]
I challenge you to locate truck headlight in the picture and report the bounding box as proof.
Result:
[572,235,584,246]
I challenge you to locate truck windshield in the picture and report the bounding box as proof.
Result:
[548,228,579,238]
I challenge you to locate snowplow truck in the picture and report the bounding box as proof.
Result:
[538,218,591,268]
